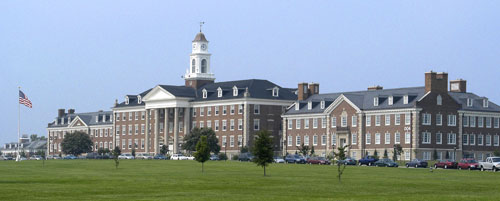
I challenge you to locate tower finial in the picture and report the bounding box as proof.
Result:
[199,21,205,32]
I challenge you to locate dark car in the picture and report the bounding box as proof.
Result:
[337,157,357,165]
[238,153,254,162]
[63,155,77,160]
[358,156,378,166]
[434,160,458,169]
[374,158,399,167]
[457,158,479,170]
[285,155,306,164]
[209,154,220,161]
[307,157,331,165]
[154,154,168,160]
[405,159,428,168]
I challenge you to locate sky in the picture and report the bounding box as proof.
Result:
[1,1,499,144]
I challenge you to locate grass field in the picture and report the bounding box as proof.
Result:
[1,160,499,201]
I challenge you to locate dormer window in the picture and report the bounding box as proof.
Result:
[202,89,207,99]
[272,87,279,97]
[437,95,442,106]
[96,116,99,123]
[388,96,393,105]
[125,96,129,105]
[374,97,379,106]
[483,98,489,108]
[295,102,299,110]
[307,101,312,110]
[403,95,408,104]
[217,87,223,98]
[467,98,473,107]
[233,86,238,97]
[68,116,71,123]
[137,95,142,104]
[320,101,325,109]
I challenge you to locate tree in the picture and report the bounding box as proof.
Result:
[30,134,38,142]
[393,145,403,162]
[252,130,274,176]
[383,149,388,159]
[194,136,211,173]
[240,146,249,153]
[112,146,121,169]
[433,149,438,160]
[218,153,228,160]
[297,144,310,156]
[20,150,26,157]
[334,145,348,183]
[160,145,169,156]
[182,128,220,154]
[373,149,379,159]
[98,148,105,158]
[311,146,315,156]
[61,131,92,156]
[131,148,136,158]
[494,150,500,157]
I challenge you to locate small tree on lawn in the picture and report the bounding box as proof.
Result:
[311,146,315,156]
[383,149,388,159]
[334,145,348,183]
[98,148,105,158]
[252,130,274,176]
[194,136,210,173]
[433,149,438,160]
[160,145,169,156]
[61,131,92,156]
[131,148,136,158]
[373,149,379,159]
[112,146,121,169]
[297,144,310,156]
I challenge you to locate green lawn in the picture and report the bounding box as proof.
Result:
[0,160,499,201]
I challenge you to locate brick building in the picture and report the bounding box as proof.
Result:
[282,72,500,161]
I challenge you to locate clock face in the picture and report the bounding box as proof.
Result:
[201,44,206,50]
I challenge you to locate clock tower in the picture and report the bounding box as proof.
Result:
[184,31,215,89]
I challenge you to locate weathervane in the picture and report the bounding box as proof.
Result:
[200,21,205,32]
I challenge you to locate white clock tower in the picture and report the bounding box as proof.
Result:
[184,31,215,88]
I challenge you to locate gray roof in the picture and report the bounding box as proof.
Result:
[1,140,47,151]
[48,111,113,128]
[159,85,197,98]
[449,92,500,113]
[194,79,297,101]
[193,32,208,42]
[114,88,152,108]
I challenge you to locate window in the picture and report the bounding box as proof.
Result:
[436,114,442,126]
[296,119,301,129]
[403,95,408,104]
[352,116,357,127]
[141,124,145,134]
[352,133,357,145]
[135,124,139,134]
[200,107,205,116]
[366,133,371,144]
[374,97,379,106]
[304,136,310,145]
[436,132,442,144]
[463,134,469,145]
[486,135,492,146]
[179,122,184,132]
[233,86,238,96]
[486,117,492,128]
[296,136,301,146]
[141,111,145,120]
[341,115,347,127]
[272,88,279,97]
[128,125,132,135]
[134,139,138,148]
[463,116,469,127]
[222,136,226,147]
[217,88,223,97]
[222,120,227,131]
[322,117,327,128]
[238,119,243,130]
[135,112,139,120]
[313,135,318,146]
[128,139,132,149]
[230,119,235,131]
[478,117,484,127]
[116,113,120,121]
[215,120,219,131]
[447,115,456,126]
[447,133,456,145]
[375,133,381,144]
[239,104,243,114]
[168,122,173,133]
[388,96,393,105]
[484,98,489,108]
[207,107,212,116]
[223,106,227,115]
[122,113,126,121]
[423,152,431,161]
[437,95,442,105]
[366,115,371,127]
[200,121,204,128]
[332,133,337,146]
[254,119,260,130]
[494,135,499,146]
[395,132,400,144]
[313,118,318,128]
[395,114,401,125]
[322,135,327,145]
[295,102,300,110]
[207,120,212,128]
[470,134,475,145]
[122,125,126,135]
[122,139,125,149]
[230,105,235,115]
[304,118,310,129]
[254,104,260,114]
[141,139,145,149]
[385,132,390,144]
[307,101,312,110]
[288,135,292,146]
[202,89,207,99]
[288,120,292,129]
[238,135,242,147]
[422,113,431,125]
[405,151,410,160]
[230,136,234,147]
[215,106,219,116]
[495,118,499,128]
[320,101,325,109]
[467,98,473,107]
[192,108,197,117]
[470,116,476,127]
[385,114,391,126]
[405,113,411,125]
[331,117,336,128]
[375,115,381,126]
[422,132,431,144]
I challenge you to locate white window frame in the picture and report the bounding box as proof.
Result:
[486,117,492,128]
[222,120,227,131]
[436,114,442,126]
[395,114,400,125]
[215,120,219,131]
[230,105,235,115]
[313,118,318,128]
[287,135,292,146]
[341,115,347,127]
[447,133,456,145]
[405,132,411,144]
[304,118,310,129]
[375,133,381,144]
[313,135,318,146]
[288,120,292,130]
[436,132,442,144]
[366,115,371,127]
[422,113,431,125]
[331,117,336,128]
[238,119,243,130]
[374,97,379,106]
[470,134,475,145]
[463,116,469,127]
[385,132,390,144]
[470,116,476,127]
[463,134,469,145]
[375,115,381,126]
[395,132,400,144]
[296,136,301,146]
[296,119,301,129]
[254,104,260,114]
[422,132,431,144]
[486,135,492,146]
[254,119,260,131]
[230,135,234,147]
[494,118,499,128]
[478,117,484,127]
[494,135,499,146]
[331,133,337,146]
[385,114,391,126]
[366,133,371,144]
[322,135,327,145]
[352,116,357,127]
[352,133,357,145]
[447,115,456,126]
[321,117,327,128]
[304,135,310,146]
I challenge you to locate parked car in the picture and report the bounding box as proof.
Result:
[358,156,378,166]
[30,155,43,160]
[434,160,458,169]
[374,158,399,167]
[238,153,254,162]
[457,158,479,170]
[154,154,168,160]
[3,156,13,160]
[118,153,135,160]
[479,157,500,172]
[63,155,77,160]
[186,155,195,160]
[170,154,188,160]
[285,154,306,164]
[273,156,285,163]
[307,157,331,165]
[19,157,27,161]
[337,157,357,165]
[405,159,428,168]
[136,153,153,160]
[210,154,220,161]
[47,155,61,160]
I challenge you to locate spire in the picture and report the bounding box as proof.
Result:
[200,21,205,32]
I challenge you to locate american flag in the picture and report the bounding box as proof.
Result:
[19,90,32,108]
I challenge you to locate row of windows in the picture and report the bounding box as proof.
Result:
[193,104,259,117]
[288,114,412,130]
[288,134,329,147]
[193,119,260,131]
[463,116,500,128]
[92,128,112,138]
[116,138,148,150]
[116,111,146,121]
[422,132,457,145]
[421,114,457,126]
[364,132,411,145]
[462,134,500,146]
[220,135,243,147]
[94,141,113,151]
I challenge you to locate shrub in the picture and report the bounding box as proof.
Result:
[232,154,239,161]
[218,153,228,160]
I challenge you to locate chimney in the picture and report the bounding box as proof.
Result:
[450,79,467,93]
[308,83,320,96]
[425,71,448,93]
[298,83,309,101]
[58,109,65,117]
[368,85,383,91]
[68,109,75,114]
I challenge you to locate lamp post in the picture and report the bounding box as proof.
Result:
[454,146,457,161]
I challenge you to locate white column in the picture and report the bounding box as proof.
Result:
[173,108,179,153]
[154,109,159,154]
[145,109,150,152]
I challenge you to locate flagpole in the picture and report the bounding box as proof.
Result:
[17,86,21,162]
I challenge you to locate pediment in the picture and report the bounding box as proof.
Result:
[69,116,88,127]
[143,86,176,102]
